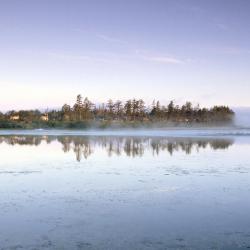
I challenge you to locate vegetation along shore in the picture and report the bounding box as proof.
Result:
[0,95,234,129]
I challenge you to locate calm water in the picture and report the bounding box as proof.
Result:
[0,130,250,249]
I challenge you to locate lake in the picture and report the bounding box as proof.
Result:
[0,129,250,249]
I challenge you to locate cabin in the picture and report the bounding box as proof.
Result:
[10,115,20,121]
[63,114,70,121]
[40,113,49,121]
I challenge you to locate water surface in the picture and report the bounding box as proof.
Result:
[0,131,250,249]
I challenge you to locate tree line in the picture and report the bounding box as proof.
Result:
[0,94,234,128]
[60,94,234,123]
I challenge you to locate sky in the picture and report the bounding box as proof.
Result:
[0,0,250,110]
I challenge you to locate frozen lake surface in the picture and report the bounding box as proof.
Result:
[0,130,250,249]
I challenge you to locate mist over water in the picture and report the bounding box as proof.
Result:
[234,107,250,128]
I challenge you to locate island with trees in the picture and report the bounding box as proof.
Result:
[0,94,234,129]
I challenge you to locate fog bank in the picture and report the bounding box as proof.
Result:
[234,107,250,128]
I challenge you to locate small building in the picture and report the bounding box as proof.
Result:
[40,113,49,121]
[63,114,70,121]
[10,115,20,121]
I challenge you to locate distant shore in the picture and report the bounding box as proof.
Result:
[0,95,234,129]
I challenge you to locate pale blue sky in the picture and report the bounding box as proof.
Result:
[0,0,250,110]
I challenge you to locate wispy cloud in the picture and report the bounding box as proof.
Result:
[144,56,185,64]
[73,29,188,65]
[175,2,205,14]
[96,34,128,45]
[73,28,128,46]
[220,47,250,55]
[47,52,111,63]
[216,23,229,31]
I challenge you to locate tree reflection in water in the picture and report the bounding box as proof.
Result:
[0,135,234,162]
